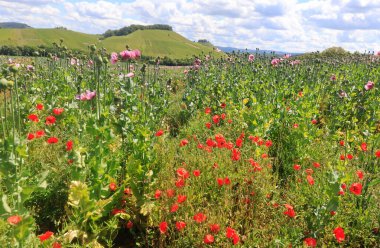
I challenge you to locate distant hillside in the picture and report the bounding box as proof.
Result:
[0,28,222,59]
[0,22,32,29]
[217,46,302,56]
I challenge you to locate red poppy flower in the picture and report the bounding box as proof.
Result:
[224,177,231,185]
[346,154,353,160]
[283,204,296,218]
[212,115,220,124]
[210,224,220,233]
[193,213,206,223]
[53,108,64,115]
[360,142,367,151]
[235,138,243,148]
[52,242,62,248]
[293,164,301,171]
[28,114,39,122]
[166,189,175,198]
[176,221,186,231]
[265,140,273,147]
[7,215,22,225]
[206,138,216,147]
[304,237,317,247]
[175,178,185,188]
[339,140,345,146]
[312,162,320,168]
[349,182,362,195]
[232,233,240,245]
[38,231,54,242]
[193,170,201,177]
[124,188,132,196]
[45,115,56,125]
[154,189,162,199]
[177,168,190,179]
[341,183,347,190]
[159,222,168,234]
[220,103,226,108]
[306,175,315,185]
[217,178,224,186]
[126,221,133,229]
[356,170,364,180]
[221,113,226,119]
[375,150,380,158]
[180,139,189,147]
[155,129,164,136]
[47,137,58,144]
[205,122,211,129]
[36,104,44,110]
[27,133,35,140]
[177,194,187,204]
[205,107,211,114]
[227,119,232,123]
[231,148,241,161]
[311,119,318,125]
[109,182,117,191]
[170,203,179,212]
[333,227,345,243]
[226,227,236,239]
[293,123,299,128]
[111,208,126,215]
[204,234,214,244]
[36,130,45,138]
[330,211,336,216]
[66,140,73,151]
[339,155,345,160]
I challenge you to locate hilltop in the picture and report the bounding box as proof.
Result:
[0,22,32,29]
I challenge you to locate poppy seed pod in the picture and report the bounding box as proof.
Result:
[89,44,97,52]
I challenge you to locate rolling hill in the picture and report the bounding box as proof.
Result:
[0,28,222,59]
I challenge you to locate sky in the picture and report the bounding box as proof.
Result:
[0,0,379,53]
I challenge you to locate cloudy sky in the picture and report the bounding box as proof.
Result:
[0,0,379,52]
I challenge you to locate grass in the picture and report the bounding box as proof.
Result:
[0,29,222,59]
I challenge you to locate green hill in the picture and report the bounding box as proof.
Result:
[0,28,222,59]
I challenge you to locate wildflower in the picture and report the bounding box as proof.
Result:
[66,140,73,151]
[212,115,220,124]
[271,58,280,66]
[159,222,168,234]
[109,182,117,192]
[177,194,187,204]
[38,231,54,242]
[175,178,185,188]
[205,107,211,114]
[27,133,35,140]
[177,168,190,179]
[193,170,201,177]
[155,129,164,136]
[193,213,206,223]
[7,215,22,225]
[52,242,62,248]
[220,102,226,108]
[221,113,226,119]
[205,122,212,129]
[293,164,301,171]
[356,170,364,180]
[210,224,220,233]
[236,138,243,147]
[283,204,296,218]
[361,142,367,152]
[36,104,44,110]
[110,52,118,64]
[170,203,179,212]
[265,140,273,147]
[47,137,58,144]
[306,175,315,185]
[126,221,133,229]
[231,148,241,161]
[53,108,64,115]
[339,140,345,146]
[45,115,56,125]
[330,74,336,81]
[333,227,345,243]
[204,234,214,244]
[166,189,175,198]
[28,114,39,122]
[347,154,353,160]
[375,150,380,158]
[180,139,189,147]
[76,90,96,101]
[304,237,317,247]
[311,119,318,125]
[154,190,162,199]
[312,162,320,168]
[349,182,362,195]
[176,221,186,231]
[248,54,255,62]
[217,178,224,186]
[364,81,374,90]
[36,130,45,138]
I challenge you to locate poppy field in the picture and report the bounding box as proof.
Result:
[0,49,380,247]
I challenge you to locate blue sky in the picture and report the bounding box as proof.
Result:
[0,0,379,52]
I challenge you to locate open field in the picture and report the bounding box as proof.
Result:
[0,50,379,247]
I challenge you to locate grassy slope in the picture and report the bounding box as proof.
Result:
[0,29,222,59]
[101,30,220,59]
[0,29,100,50]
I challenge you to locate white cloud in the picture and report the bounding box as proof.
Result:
[0,0,379,52]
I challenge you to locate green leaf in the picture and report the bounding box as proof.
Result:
[367,178,380,187]
[2,195,12,213]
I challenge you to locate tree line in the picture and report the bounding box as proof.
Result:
[102,24,173,38]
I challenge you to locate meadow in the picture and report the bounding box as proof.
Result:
[0,47,379,247]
